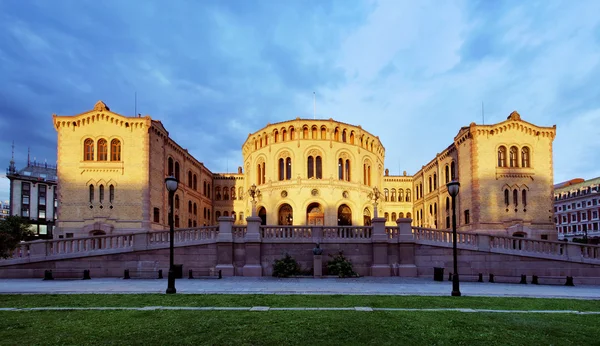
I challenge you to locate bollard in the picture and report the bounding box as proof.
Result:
[158,269,163,279]
[448,273,453,281]
[189,269,194,279]
[43,270,54,281]
[489,274,495,283]
[520,275,527,284]
[531,275,539,285]
[478,273,483,283]
[123,269,131,280]
[83,270,91,280]
[565,276,575,287]
[218,270,222,279]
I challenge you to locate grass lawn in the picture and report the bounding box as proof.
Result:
[1,295,600,345]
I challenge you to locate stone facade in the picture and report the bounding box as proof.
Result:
[53,102,556,240]
[554,177,600,241]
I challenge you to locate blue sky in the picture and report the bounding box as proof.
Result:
[1,0,599,202]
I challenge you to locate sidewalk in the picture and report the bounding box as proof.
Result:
[2,277,600,299]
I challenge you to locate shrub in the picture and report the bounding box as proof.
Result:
[272,253,300,278]
[0,216,33,259]
[327,251,358,278]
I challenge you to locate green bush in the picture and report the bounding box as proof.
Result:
[327,251,358,278]
[272,253,301,278]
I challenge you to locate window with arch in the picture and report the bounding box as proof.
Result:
[345,159,350,182]
[337,158,350,181]
[84,139,94,161]
[274,130,279,143]
[350,131,355,144]
[391,212,397,221]
[188,219,192,227]
[509,146,518,167]
[223,211,229,217]
[110,139,121,161]
[98,139,108,161]
[522,190,527,207]
[363,162,372,186]
[384,212,389,222]
[109,185,114,204]
[188,200,192,213]
[513,189,518,206]
[175,195,180,209]
[188,171,193,188]
[238,187,243,199]
[321,126,327,139]
[391,189,396,202]
[175,162,180,181]
[89,184,94,203]
[175,215,179,228]
[308,156,314,178]
[263,133,268,146]
[168,158,174,176]
[312,126,317,139]
[342,130,347,142]
[428,176,432,193]
[406,189,411,202]
[521,147,530,167]
[498,146,507,167]
[334,128,340,141]
[399,189,404,202]
[99,185,104,204]
[215,187,221,200]
[384,189,389,202]
[433,173,437,190]
[289,127,295,140]
[224,188,229,200]
[203,181,207,196]
[282,129,287,141]
[450,161,456,180]
[445,165,450,184]
[399,212,404,218]
[504,189,510,206]
[193,202,197,215]
[193,174,197,191]
[286,157,292,180]
[231,187,236,200]
[303,126,308,139]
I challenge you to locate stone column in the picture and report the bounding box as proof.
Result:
[215,216,235,276]
[397,218,417,277]
[243,216,263,276]
[370,217,390,276]
[313,255,322,278]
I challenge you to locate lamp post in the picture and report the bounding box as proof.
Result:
[165,176,178,294]
[367,187,381,218]
[248,184,261,217]
[447,180,461,297]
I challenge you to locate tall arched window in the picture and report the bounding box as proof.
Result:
[399,189,404,202]
[338,158,343,180]
[521,147,530,167]
[342,130,347,142]
[110,139,121,161]
[261,162,265,184]
[109,185,114,204]
[89,184,94,203]
[231,187,236,200]
[175,162,180,181]
[498,146,507,167]
[285,157,292,180]
[312,126,317,139]
[188,171,193,188]
[193,174,197,190]
[289,127,295,140]
[345,159,350,182]
[99,185,105,204]
[257,163,262,185]
[168,158,174,176]
[522,190,527,207]
[384,189,389,202]
[406,189,411,202]
[433,173,437,190]
[428,176,432,193]
[350,132,355,144]
[215,187,221,200]
[504,189,510,206]
[303,126,308,139]
[203,181,207,196]
[278,158,284,181]
[321,126,326,139]
[308,156,315,178]
[334,128,340,141]
[513,189,518,206]
[274,130,279,143]
[84,139,94,161]
[509,146,518,167]
[391,189,396,202]
[450,161,456,180]
[391,212,397,221]
[188,200,192,213]
[445,165,450,184]
[224,188,229,200]
[316,156,322,179]
[175,195,180,209]
[97,139,108,161]
[282,129,287,141]
[238,187,243,199]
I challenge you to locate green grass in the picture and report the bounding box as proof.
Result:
[1,294,600,311]
[1,295,600,345]
[1,310,598,345]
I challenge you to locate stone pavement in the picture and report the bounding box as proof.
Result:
[1,277,600,299]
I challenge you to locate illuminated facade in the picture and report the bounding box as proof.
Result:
[554,177,600,242]
[53,101,556,240]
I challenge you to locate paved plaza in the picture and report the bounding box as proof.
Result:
[1,277,600,299]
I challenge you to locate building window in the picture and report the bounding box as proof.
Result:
[286,157,292,180]
[312,126,317,139]
[238,187,243,199]
[399,189,404,202]
[342,130,347,142]
[433,173,437,190]
[188,201,192,214]
[175,162,180,182]
[509,146,518,167]
[345,159,350,182]
[224,188,229,200]
[384,189,389,202]
[464,210,470,224]
[522,190,527,207]
[391,189,396,202]
[97,139,108,161]
[290,127,295,140]
[321,126,327,139]
[338,158,343,180]
[84,138,94,161]
[21,182,30,218]
[53,188,57,220]
[216,211,221,219]
[521,147,530,168]
[175,195,180,209]
[504,189,510,206]
[153,208,160,223]
[303,126,309,139]
[38,184,46,206]
[445,165,450,184]
[109,185,114,204]
[193,174,198,191]
[497,146,507,167]
[168,158,174,176]
[110,139,121,161]
[175,215,179,228]
[193,203,197,216]
[261,162,266,184]
[215,187,221,200]
[428,176,432,193]
[450,161,456,180]
[188,171,193,188]
[231,187,236,200]
[89,184,94,203]
[513,189,518,207]
[99,185,104,204]
[334,128,340,141]
[406,189,411,202]
[278,158,284,181]
[308,156,314,178]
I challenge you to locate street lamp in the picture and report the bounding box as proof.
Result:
[367,187,381,218]
[165,175,178,294]
[447,180,461,297]
[248,183,261,217]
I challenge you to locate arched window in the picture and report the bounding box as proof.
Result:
[342,130,347,142]
[175,195,180,209]
[384,189,389,202]
[286,157,292,180]
[238,187,243,199]
[99,185,104,204]
[308,156,314,178]
[522,190,527,207]
[203,181,207,196]
[399,189,404,202]
[231,187,236,200]
[384,212,389,222]
[450,161,456,180]
[216,211,221,219]
[223,211,229,217]
[97,139,108,161]
[274,130,279,143]
[261,162,265,184]
[278,158,284,181]
[521,147,530,167]
[224,188,229,200]
[406,189,411,202]
[337,204,352,226]
[282,129,287,141]
[193,203,197,215]
[345,159,350,182]
[215,187,221,200]
[188,171,192,188]
[188,200,192,213]
[399,212,404,218]
[321,126,326,139]
[207,184,211,198]
[338,158,343,180]
[316,156,322,179]
[168,158,174,176]
[110,139,121,161]
[193,174,197,190]
[175,162,180,181]
[510,146,518,167]
[428,176,432,193]
[109,185,114,204]
[498,146,507,167]
[350,131,355,144]
[303,126,308,139]
[445,165,450,184]
[391,189,396,202]
[289,127,295,140]
[312,126,317,139]
[391,212,396,221]
[84,139,94,161]
[257,163,262,185]
[407,212,412,219]
[513,189,518,206]
[89,184,94,203]
[504,189,510,206]
[334,128,340,141]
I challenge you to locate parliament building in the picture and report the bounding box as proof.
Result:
[52,101,557,240]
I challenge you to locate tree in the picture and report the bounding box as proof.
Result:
[0,216,33,259]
